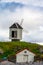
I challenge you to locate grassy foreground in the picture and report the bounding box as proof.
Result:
[0,41,43,59]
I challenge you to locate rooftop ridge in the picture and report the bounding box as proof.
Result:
[9,22,23,29]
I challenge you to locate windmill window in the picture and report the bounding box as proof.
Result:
[12,31,14,37]
[12,31,17,38]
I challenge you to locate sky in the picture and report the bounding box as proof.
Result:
[0,0,43,45]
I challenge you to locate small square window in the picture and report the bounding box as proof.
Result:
[24,51,27,53]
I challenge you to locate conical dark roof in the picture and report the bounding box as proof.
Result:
[10,23,23,29]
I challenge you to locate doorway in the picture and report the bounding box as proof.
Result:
[12,31,17,38]
[23,55,28,62]
[12,31,14,37]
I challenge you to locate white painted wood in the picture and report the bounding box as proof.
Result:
[16,49,35,63]
[23,55,28,62]
[9,28,22,40]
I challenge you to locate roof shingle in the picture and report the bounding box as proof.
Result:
[10,23,23,29]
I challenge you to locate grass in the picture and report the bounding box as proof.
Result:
[0,41,43,59]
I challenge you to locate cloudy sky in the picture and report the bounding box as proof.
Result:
[0,0,43,45]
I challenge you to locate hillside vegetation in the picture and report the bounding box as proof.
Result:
[0,41,43,59]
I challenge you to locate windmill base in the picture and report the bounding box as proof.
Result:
[12,39,20,41]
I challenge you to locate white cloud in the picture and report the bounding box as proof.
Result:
[0,29,9,37]
[0,2,43,44]
[0,7,43,30]
[21,8,43,31]
[1,0,43,7]
[0,28,9,41]
[37,43,43,45]
[0,0,29,4]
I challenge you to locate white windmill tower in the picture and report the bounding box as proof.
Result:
[9,19,24,41]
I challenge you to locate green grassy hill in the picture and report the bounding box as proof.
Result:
[0,41,43,59]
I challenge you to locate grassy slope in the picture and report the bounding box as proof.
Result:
[0,41,43,59]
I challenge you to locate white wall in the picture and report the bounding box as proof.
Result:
[9,28,22,40]
[17,29,22,39]
[16,49,35,63]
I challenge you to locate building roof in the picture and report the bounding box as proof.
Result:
[16,48,36,55]
[10,23,23,29]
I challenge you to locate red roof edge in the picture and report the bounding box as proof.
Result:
[16,48,36,55]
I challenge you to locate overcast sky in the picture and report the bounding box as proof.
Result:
[0,0,43,45]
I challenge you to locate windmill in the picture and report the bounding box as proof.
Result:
[9,18,28,41]
[9,19,23,41]
[20,19,24,26]
[20,19,28,33]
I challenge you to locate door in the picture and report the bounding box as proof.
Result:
[12,31,17,38]
[23,55,28,62]
[12,31,14,37]
[14,31,17,38]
